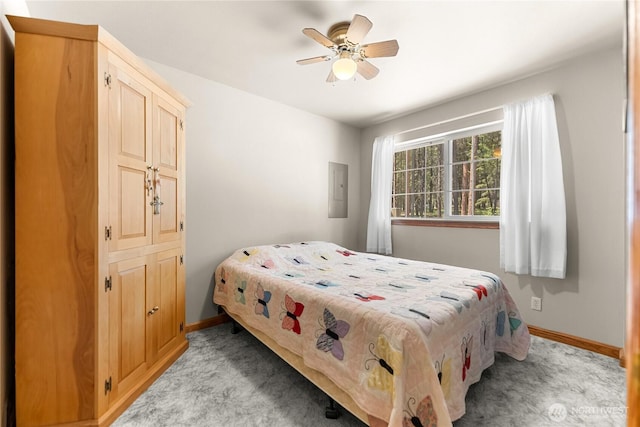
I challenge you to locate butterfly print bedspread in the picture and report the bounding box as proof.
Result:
[213,242,530,426]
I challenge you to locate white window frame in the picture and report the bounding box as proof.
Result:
[393,120,503,222]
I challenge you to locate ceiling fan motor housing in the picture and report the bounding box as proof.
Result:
[327,21,352,45]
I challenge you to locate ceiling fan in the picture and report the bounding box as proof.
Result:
[296,14,399,83]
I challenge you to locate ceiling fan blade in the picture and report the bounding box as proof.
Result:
[357,60,379,80]
[327,70,338,83]
[346,14,372,44]
[296,55,332,65]
[302,28,336,49]
[360,40,399,58]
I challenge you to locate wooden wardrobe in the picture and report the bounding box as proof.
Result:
[10,16,190,426]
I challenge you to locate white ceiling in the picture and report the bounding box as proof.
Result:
[25,0,624,128]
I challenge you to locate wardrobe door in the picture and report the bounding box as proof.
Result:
[148,247,185,363]
[108,59,154,252]
[152,94,185,244]
[108,255,154,404]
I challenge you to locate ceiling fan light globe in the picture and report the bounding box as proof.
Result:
[332,57,357,80]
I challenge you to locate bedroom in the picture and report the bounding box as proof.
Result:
[0,0,637,426]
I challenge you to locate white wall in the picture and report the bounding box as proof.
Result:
[145,60,361,324]
[358,47,626,347]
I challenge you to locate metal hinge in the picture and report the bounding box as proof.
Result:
[180,322,184,333]
[105,226,112,241]
[104,377,112,395]
[180,221,184,231]
[179,120,184,131]
[104,72,112,89]
[104,276,112,292]
[180,255,184,265]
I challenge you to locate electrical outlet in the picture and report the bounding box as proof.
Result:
[531,296,542,311]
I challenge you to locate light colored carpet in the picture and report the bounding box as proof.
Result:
[113,325,626,427]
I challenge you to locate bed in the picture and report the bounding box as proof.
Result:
[213,241,530,426]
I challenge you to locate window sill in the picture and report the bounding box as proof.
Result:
[391,219,499,229]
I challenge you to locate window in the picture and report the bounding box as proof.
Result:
[392,123,502,221]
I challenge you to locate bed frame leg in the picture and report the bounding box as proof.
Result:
[325,397,339,419]
[231,320,242,334]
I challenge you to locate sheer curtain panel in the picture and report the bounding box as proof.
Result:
[500,94,567,279]
[366,135,395,255]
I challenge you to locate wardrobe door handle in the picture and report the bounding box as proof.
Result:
[146,165,153,196]
[147,306,159,315]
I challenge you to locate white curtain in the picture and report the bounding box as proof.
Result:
[366,135,395,255]
[500,94,567,279]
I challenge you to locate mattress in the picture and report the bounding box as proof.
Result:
[213,241,530,426]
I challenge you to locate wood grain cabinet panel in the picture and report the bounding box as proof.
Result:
[152,248,184,362]
[10,15,190,426]
[108,62,154,252]
[109,257,151,404]
[153,95,184,245]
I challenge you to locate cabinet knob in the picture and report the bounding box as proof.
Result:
[147,306,159,315]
